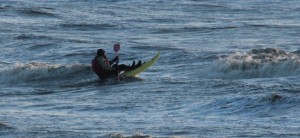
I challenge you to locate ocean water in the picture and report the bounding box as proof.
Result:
[1,0,300,137]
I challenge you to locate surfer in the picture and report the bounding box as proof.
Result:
[92,48,142,78]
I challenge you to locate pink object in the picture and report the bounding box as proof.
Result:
[113,43,120,53]
[113,43,121,80]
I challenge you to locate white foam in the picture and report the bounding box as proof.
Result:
[0,62,91,83]
[206,48,300,79]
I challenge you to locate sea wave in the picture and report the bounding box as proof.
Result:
[0,62,92,84]
[103,132,151,138]
[0,5,12,12]
[199,93,300,117]
[18,7,58,18]
[0,4,58,18]
[152,24,239,34]
[208,48,300,79]
[14,34,53,40]
[0,122,13,130]
[14,33,92,44]
[60,23,118,31]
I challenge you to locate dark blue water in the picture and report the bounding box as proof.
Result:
[1,0,300,137]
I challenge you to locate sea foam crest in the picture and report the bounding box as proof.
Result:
[212,48,300,79]
[0,62,91,83]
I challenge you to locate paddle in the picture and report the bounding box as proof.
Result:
[113,43,120,80]
[113,43,120,63]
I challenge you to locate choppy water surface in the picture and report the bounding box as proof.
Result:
[1,0,300,137]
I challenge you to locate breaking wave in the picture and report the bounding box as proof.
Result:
[208,48,300,79]
[0,62,93,84]
[103,132,151,138]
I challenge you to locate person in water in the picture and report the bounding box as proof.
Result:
[92,48,142,78]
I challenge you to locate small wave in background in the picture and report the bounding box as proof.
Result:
[18,7,58,18]
[199,92,300,116]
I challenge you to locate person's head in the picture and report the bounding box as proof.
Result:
[97,49,105,56]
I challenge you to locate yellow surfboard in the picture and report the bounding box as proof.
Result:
[120,52,160,77]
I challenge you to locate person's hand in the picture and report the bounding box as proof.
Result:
[115,56,119,63]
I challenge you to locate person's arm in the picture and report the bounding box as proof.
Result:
[98,57,115,71]
[109,56,118,65]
